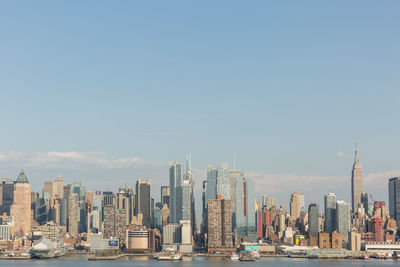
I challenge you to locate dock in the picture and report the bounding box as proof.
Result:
[88,254,128,260]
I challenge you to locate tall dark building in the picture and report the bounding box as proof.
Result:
[135,180,152,228]
[103,191,114,206]
[389,177,400,228]
[161,186,170,207]
[63,184,72,229]
[308,203,319,235]
[1,179,14,216]
[361,193,369,214]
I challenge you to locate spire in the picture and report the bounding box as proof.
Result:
[186,150,192,171]
[355,143,359,163]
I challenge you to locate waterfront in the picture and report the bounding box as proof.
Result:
[1,255,400,266]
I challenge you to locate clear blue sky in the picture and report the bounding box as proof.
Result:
[0,1,399,210]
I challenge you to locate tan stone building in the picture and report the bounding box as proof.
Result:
[290,193,305,221]
[68,193,80,236]
[10,171,31,237]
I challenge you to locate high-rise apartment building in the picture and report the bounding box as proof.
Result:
[324,193,337,233]
[207,198,233,250]
[103,192,116,238]
[10,171,31,237]
[115,209,127,240]
[68,193,80,236]
[351,145,364,212]
[290,193,305,221]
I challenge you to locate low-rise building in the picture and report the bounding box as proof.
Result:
[0,216,13,240]
[364,242,400,254]
[90,232,119,251]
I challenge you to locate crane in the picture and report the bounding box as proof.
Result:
[370,193,375,203]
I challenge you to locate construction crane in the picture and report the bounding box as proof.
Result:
[370,193,375,203]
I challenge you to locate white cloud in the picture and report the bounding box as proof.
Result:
[365,170,400,188]
[247,171,347,195]
[0,151,165,169]
[337,152,345,157]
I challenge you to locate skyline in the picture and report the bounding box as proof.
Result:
[0,146,398,217]
[1,1,400,212]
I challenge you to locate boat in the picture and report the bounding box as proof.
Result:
[239,252,255,261]
[173,251,183,260]
[155,252,173,261]
[230,252,239,261]
[30,238,66,259]
[250,251,260,260]
[1,252,31,260]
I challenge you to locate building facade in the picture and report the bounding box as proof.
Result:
[351,145,364,213]
[10,171,31,237]
[324,193,337,233]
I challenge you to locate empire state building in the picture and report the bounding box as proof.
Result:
[351,145,364,212]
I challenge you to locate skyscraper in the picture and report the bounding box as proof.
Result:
[68,193,80,236]
[229,170,243,213]
[44,180,56,198]
[55,175,64,198]
[308,203,319,235]
[388,177,400,227]
[324,193,337,233]
[290,193,305,221]
[234,175,256,240]
[103,192,115,238]
[169,162,183,224]
[1,179,14,216]
[336,200,351,242]
[161,186,170,207]
[10,171,31,237]
[207,198,233,249]
[206,163,230,203]
[63,184,71,226]
[135,180,152,228]
[216,163,230,199]
[168,155,195,244]
[351,145,364,212]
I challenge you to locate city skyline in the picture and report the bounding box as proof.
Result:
[0,145,395,224]
[0,145,397,214]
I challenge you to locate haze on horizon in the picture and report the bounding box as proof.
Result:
[0,1,399,211]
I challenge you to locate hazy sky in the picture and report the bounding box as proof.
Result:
[1,1,399,213]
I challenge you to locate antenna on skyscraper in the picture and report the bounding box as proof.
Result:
[186,148,192,171]
[233,152,236,171]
